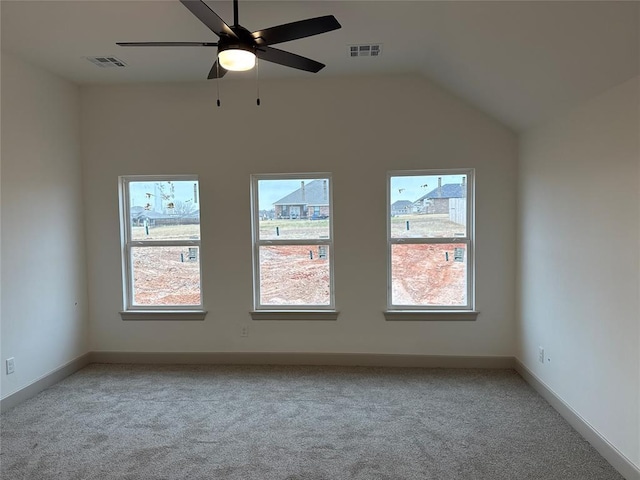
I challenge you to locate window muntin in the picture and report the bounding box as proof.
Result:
[120,176,203,310]
[388,170,474,310]
[252,175,334,310]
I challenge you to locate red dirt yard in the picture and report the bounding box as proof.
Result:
[130,215,467,307]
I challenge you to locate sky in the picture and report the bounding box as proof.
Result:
[257,178,323,211]
[129,180,198,211]
[129,175,467,212]
[258,174,467,210]
[389,174,466,204]
[129,178,309,212]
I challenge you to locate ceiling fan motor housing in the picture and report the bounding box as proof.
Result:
[117,0,341,78]
[218,27,258,55]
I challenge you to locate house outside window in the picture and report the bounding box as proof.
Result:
[387,169,474,311]
[251,174,334,311]
[119,175,203,312]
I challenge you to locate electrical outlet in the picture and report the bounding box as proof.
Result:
[538,347,544,364]
[6,357,15,375]
[240,326,249,337]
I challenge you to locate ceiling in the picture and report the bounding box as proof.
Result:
[2,0,638,131]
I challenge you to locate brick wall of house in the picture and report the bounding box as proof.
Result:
[276,204,330,219]
[425,198,449,214]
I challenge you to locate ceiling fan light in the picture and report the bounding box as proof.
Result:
[218,48,256,71]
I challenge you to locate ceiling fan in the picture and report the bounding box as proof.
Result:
[117,0,342,79]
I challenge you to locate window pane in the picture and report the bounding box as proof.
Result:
[129,180,200,241]
[258,178,330,240]
[391,243,467,306]
[131,246,201,306]
[259,245,330,305]
[390,174,467,238]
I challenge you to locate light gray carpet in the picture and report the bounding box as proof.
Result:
[0,364,623,480]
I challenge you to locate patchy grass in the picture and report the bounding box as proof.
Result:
[258,219,330,240]
[130,214,467,306]
[131,224,200,241]
[390,214,465,238]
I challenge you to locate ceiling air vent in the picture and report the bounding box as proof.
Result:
[349,44,382,57]
[85,56,127,68]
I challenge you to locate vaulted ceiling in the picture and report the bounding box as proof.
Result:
[2,1,638,130]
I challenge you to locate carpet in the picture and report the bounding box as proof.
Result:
[0,364,623,479]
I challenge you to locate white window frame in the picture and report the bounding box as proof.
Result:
[250,173,336,313]
[386,169,476,316]
[118,175,204,316]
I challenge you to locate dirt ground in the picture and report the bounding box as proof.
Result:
[259,246,331,305]
[132,246,201,306]
[130,215,466,307]
[391,243,466,306]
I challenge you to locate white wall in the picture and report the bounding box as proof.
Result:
[0,52,89,398]
[518,77,640,467]
[81,75,517,356]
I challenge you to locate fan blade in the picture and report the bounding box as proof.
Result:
[207,61,228,79]
[179,0,237,39]
[251,15,341,46]
[256,46,325,73]
[117,42,218,47]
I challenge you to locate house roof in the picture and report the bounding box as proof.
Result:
[415,184,466,202]
[131,206,200,219]
[274,180,329,206]
[131,209,170,219]
[391,200,413,209]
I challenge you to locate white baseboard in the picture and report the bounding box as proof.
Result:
[0,353,92,413]
[514,359,640,480]
[89,351,515,369]
[0,353,513,414]
[2,351,635,480]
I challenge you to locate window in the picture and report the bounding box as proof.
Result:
[119,176,204,316]
[251,174,335,313]
[387,170,475,314]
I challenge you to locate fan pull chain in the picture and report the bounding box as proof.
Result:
[216,62,221,107]
[256,57,261,106]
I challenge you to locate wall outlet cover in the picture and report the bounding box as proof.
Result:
[6,357,15,375]
[538,347,544,364]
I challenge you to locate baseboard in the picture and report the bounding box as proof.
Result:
[0,353,514,413]
[0,353,92,413]
[514,359,640,480]
[90,351,515,369]
[5,351,635,480]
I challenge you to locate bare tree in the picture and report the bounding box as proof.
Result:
[172,200,196,216]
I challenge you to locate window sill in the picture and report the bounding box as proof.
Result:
[384,310,479,321]
[119,310,208,321]
[250,310,339,321]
